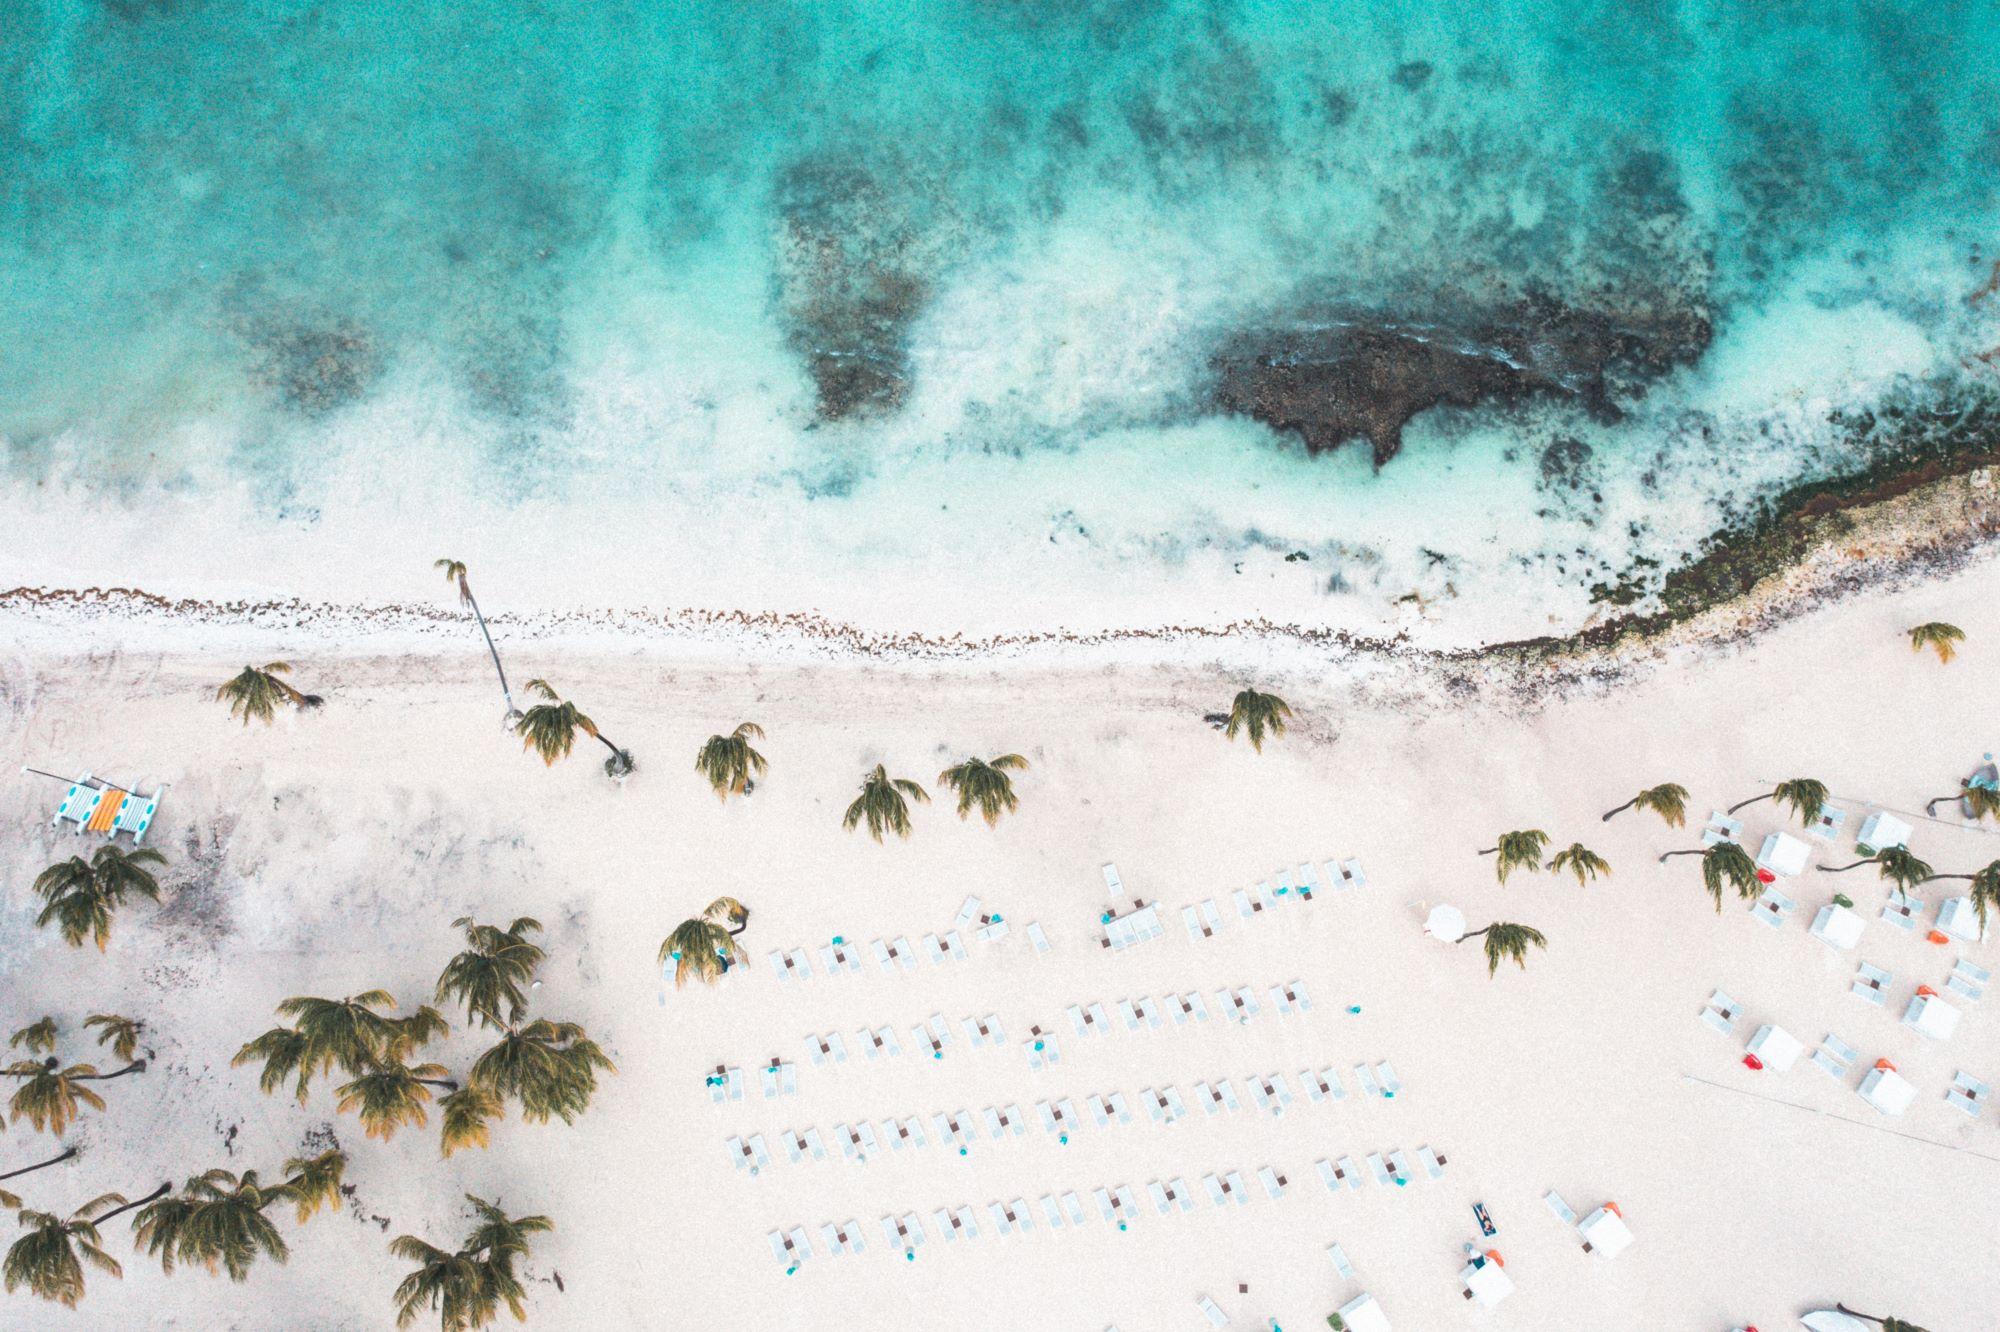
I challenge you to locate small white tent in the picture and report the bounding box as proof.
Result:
[1579,1206,1634,1258]
[1336,1292,1391,1332]
[1746,1024,1803,1072]
[1936,896,1991,943]
[1903,993,1961,1041]
[1460,1259,1514,1308]
[1758,831,1811,876]
[1859,1066,1917,1116]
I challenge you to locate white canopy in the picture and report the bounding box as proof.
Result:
[1579,1207,1634,1258]
[1758,831,1811,876]
[1747,1024,1804,1072]
[1460,1259,1514,1307]
[1336,1292,1392,1332]
[1860,1066,1917,1115]
[1903,993,1961,1041]
[1424,905,1467,942]
[1856,811,1912,851]
[1936,896,1991,943]
[1811,903,1866,949]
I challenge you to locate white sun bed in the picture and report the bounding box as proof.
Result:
[1259,1166,1286,1199]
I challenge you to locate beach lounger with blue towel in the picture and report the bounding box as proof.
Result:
[1388,1150,1414,1185]
[1376,1062,1400,1097]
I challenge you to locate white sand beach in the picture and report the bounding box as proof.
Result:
[3,552,1998,1330]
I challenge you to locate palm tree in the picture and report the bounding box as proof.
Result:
[390,1195,552,1330]
[435,559,521,723]
[1924,860,2000,928]
[131,1152,346,1282]
[439,1086,505,1158]
[436,917,545,1029]
[1476,830,1549,884]
[1906,622,1964,663]
[336,1060,461,1142]
[1659,840,1759,912]
[1548,843,1611,886]
[31,846,166,950]
[0,1146,80,1193]
[4,1057,145,1136]
[216,662,323,725]
[1459,922,1548,976]
[1223,689,1292,752]
[842,765,929,842]
[3,1186,166,1307]
[1925,784,2000,820]
[1726,777,1828,825]
[657,897,749,988]
[83,1015,144,1064]
[1600,783,1689,826]
[234,991,447,1103]
[8,1019,58,1056]
[1835,1305,1933,1332]
[695,723,767,800]
[469,1020,615,1125]
[1819,845,1934,892]
[939,754,1029,827]
[515,680,632,776]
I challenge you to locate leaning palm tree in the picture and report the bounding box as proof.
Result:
[695,723,767,800]
[1600,783,1689,826]
[3,1186,166,1307]
[1223,689,1292,752]
[1460,922,1548,976]
[31,845,166,950]
[657,897,749,988]
[1727,777,1828,825]
[216,662,323,725]
[1924,860,2000,928]
[1925,784,2000,820]
[335,1060,461,1143]
[469,1020,615,1125]
[390,1195,552,1331]
[9,1018,58,1056]
[515,680,632,776]
[938,754,1029,827]
[436,917,545,1029]
[1660,840,1759,912]
[1476,830,1549,884]
[4,1056,145,1136]
[1834,1305,1932,1332]
[1819,845,1934,892]
[1906,622,1964,664]
[0,1146,81,1192]
[842,765,929,842]
[82,1015,143,1064]
[1547,843,1611,886]
[435,559,520,723]
[234,991,446,1103]
[131,1152,346,1282]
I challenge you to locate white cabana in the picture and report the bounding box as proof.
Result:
[1757,831,1811,877]
[1855,810,1912,854]
[1424,905,1466,942]
[1936,896,1991,943]
[1578,1206,1634,1258]
[1903,992,1961,1041]
[1800,1312,1874,1332]
[1746,1024,1803,1072]
[1808,903,1865,949]
[1859,1066,1917,1116]
[1335,1292,1392,1332]
[1459,1258,1514,1308]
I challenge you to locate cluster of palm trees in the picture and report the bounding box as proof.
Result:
[234,919,613,1156]
[3,1016,148,1137]
[391,1195,551,1330]
[1475,829,1613,887]
[839,754,1033,838]
[30,845,165,950]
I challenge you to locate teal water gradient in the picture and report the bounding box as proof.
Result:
[3,1,1997,638]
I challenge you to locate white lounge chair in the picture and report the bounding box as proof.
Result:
[1388,1150,1414,1184]
[1040,1195,1065,1228]
[1027,920,1051,953]
[1196,1294,1230,1327]
[955,896,983,930]
[1544,1190,1579,1226]
[1376,1061,1400,1096]
[1949,959,1991,1001]
[1418,1146,1445,1179]
[1204,1173,1226,1206]
[1367,1154,1391,1185]
[1222,1171,1249,1205]
[1063,1191,1087,1225]
[1355,1064,1379,1097]
[1259,1166,1286,1199]
[1852,962,1890,1006]
[1337,1156,1361,1190]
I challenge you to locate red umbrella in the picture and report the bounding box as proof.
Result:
[1742,1053,1764,1070]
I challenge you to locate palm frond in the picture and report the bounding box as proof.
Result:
[1908,621,1965,663]
[1547,843,1611,886]
[83,1014,143,1064]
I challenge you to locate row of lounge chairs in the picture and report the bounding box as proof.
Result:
[766,918,1053,983]
[730,1063,1406,1170]
[769,1145,1442,1269]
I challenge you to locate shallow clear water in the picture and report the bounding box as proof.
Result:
[5,1,1998,644]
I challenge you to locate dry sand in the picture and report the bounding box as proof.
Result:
[2,556,1999,1330]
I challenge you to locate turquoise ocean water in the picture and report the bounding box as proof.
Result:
[4,1,1998,644]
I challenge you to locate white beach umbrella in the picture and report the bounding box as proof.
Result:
[1424,905,1466,942]
[1799,1313,1873,1332]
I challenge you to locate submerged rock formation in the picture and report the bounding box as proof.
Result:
[1207,296,1712,466]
